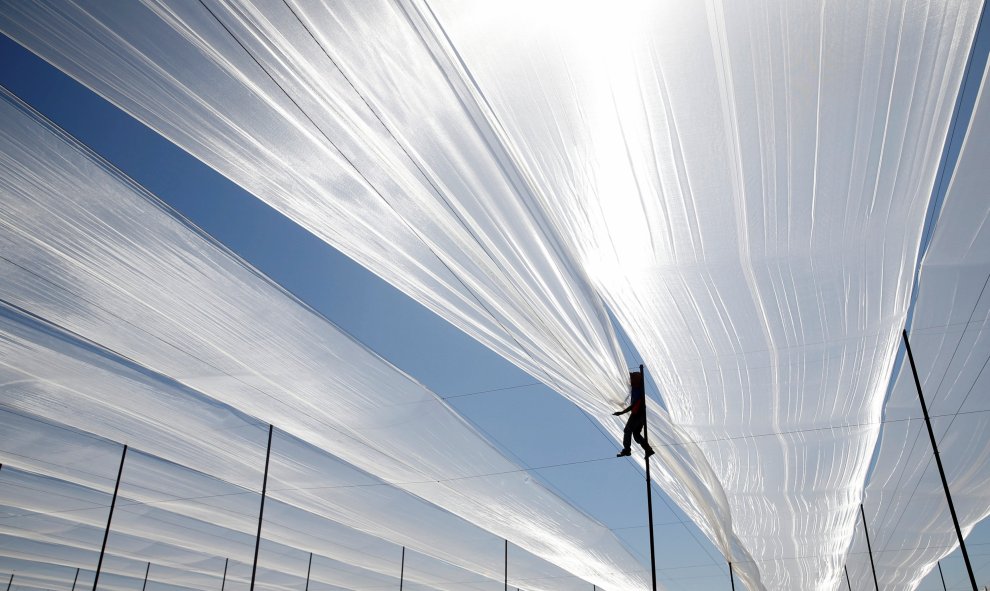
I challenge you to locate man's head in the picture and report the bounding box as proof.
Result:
[629,370,644,395]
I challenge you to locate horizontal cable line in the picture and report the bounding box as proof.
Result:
[4,407,989,522]
[440,382,542,400]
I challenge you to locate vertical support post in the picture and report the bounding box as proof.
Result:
[6,574,13,591]
[844,565,852,591]
[305,553,312,591]
[250,425,274,591]
[937,561,947,591]
[71,568,80,591]
[860,504,879,591]
[141,563,150,591]
[93,445,127,591]
[639,365,658,591]
[902,330,978,591]
[728,562,736,591]
[220,559,228,591]
[399,546,405,591]
[504,539,508,591]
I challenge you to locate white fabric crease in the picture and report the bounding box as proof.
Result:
[0,88,648,591]
[846,56,990,591]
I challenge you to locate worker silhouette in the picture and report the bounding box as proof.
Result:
[614,370,655,458]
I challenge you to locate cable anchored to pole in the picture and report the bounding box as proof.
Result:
[860,504,879,591]
[305,553,313,591]
[93,444,127,591]
[504,539,508,591]
[250,425,274,591]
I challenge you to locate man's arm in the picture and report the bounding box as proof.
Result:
[613,405,632,416]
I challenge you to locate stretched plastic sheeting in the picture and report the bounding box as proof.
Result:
[846,57,990,590]
[0,310,601,591]
[0,89,650,590]
[0,0,754,585]
[0,424,557,591]
[422,1,983,589]
[1,2,985,591]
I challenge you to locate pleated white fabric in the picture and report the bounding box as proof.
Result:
[0,0,753,586]
[429,2,982,588]
[0,88,650,591]
[1,1,986,589]
[846,57,990,590]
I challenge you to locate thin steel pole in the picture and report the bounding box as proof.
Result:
[640,365,658,591]
[903,330,978,591]
[399,546,405,591]
[250,425,274,591]
[504,539,508,591]
[220,559,228,591]
[305,553,312,591]
[6,574,13,591]
[860,504,879,591]
[844,565,852,591]
[93,445,127,591]
[71,568,80,591]
[141,563,150,591]
[728,562,736,591]
[938,561,947,591]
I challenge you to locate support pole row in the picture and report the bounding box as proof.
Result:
[84,429,274,591]
[843,333,978,591]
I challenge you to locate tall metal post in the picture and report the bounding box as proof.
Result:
[844,565,852,591]
[220,559,228,591]
[305,553,312,591]
[5,574,13,591]
[504,539,508,591]
[639,365,658,591]
[728,562,736,591]
[71,568,80,591]
[250,425,274,591]
[937,561,947,591]
[860,504,879,591]
[902,330,978,591]
[399,546,405,591]
[141,563,150,591]
[93,445,127,591]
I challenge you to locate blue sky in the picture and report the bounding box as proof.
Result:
[1,19,989,591]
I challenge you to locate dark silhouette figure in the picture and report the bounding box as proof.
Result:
[614,370,655,458]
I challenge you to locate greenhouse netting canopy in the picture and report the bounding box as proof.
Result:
[1,1,989,590]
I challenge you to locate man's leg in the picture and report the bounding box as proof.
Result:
[621,419,634,452]
[630,414,654,457]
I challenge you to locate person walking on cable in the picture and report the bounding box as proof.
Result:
[614,370,655,458]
